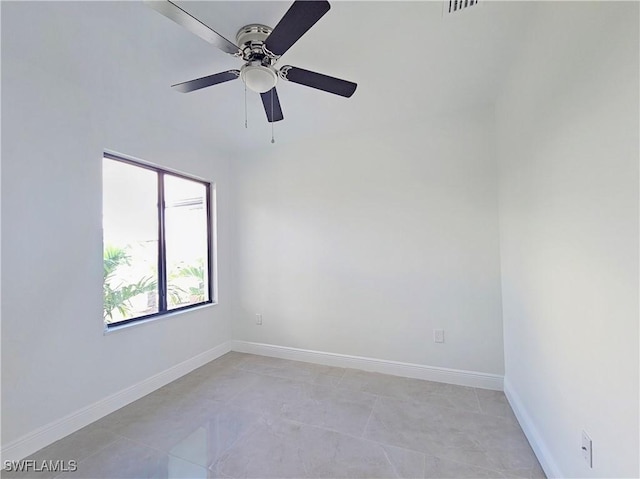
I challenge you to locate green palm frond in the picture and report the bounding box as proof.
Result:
[103,245,156,321]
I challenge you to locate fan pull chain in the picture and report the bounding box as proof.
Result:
[244,82,248,129]
[270,89,275,144]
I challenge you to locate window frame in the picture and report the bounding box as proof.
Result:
[103,152,214,329]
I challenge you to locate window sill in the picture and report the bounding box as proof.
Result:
[103,301,218,335]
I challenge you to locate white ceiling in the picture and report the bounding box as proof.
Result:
[2,1,535,152]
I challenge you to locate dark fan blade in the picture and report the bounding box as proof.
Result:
[172,70,240,93]
[280,66,357,97]
[264,1,330,57]
[260,88,284,122]
[144,0,240,55]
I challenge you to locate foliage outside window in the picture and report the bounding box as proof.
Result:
[102,154,213,327]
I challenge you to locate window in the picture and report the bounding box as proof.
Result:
[102,153,213,327]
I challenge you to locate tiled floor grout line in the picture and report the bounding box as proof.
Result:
[379,446,403,479]
[233,365,347,390]
[267,412,430,458]
[206,419,258,476]
[225,401,376,444]
[471,387,484,415]
[205,412,271,473]
[350,398,516,476]
[353,433,426,456]
[361,391,503,416]
[332,367,347,388]
[217,371,266,407]
[332,367,348,389]
[360,395,379,439]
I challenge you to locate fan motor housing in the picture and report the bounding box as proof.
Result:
[236,24,271,45]
[236,24,274,63]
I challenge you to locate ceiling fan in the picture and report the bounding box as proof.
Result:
[145,0,358,123]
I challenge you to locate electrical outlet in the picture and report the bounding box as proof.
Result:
[434,329,445,343]
[581,430,592,468]
[256,313,262,325]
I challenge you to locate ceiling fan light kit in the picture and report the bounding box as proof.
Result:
[240,63,278,94]
[145,0,357,126]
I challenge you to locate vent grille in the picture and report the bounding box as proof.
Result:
[445,0,480,15]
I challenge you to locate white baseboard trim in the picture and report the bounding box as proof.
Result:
[231,340,503,391]
[1,340,232,463]
[503,376,563,478]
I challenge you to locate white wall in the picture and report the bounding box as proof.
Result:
[231,107,505,375]
[496,2,639,477]
[1,2,232,449]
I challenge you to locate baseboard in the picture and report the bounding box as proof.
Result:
[503,376,563,478]
[0,340,232,463]
[231,340,503,390]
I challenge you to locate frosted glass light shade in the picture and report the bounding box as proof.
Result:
[241,65,277,93]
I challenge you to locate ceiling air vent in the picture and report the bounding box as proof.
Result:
[444,0,480,15]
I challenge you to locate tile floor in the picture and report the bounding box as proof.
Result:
[3,352,545,479]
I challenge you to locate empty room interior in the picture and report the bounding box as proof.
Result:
[1,1,638,478]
